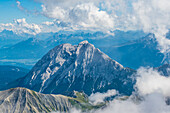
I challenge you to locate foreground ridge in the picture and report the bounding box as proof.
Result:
[0,87,105,113]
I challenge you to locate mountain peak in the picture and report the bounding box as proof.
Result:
[78,40,89,45]
[4,87,33,94]
[5,42,135,96]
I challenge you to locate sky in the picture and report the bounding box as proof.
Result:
[0,0,170,33]
[0,0,170,54]
[0,0,51,24]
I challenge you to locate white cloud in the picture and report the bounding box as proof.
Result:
[33,0,137,32]
[98,67,170,113]
[94,93,170,113]
[89,89,117,105]
[41,20,72,33]
[16,0,32,14]
[0,18,72,35]
[16,1,23,10]
[136,67,170,97]
[57,94,170,113]
[0,18,41,35]
[41,2,114,32]
[41,5,66,20]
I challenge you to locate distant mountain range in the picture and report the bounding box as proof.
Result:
[0,29,53,48]
[0,65,29,89]
[100,33,169,69]
[0,30,146,69]
[0,29,145,49]
[0,38,47,59]
[0,30,169,69]
[0,30,26,48]
[3,41,135,96]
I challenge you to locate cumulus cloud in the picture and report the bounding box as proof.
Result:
[136,67,170,96]
[32,0,137,31]
[0,18,41,35]
[41,2,114,32]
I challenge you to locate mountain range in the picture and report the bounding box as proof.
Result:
[3,41,135,96]
[1,30,169,69]
[0,30,30,48]
[0,38,47,59]
[100,33,169,69]
[0,30,146,69]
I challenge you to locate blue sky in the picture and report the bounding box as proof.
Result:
[0,0,51,24]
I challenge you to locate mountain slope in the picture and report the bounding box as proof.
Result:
[4,41,135,96]
[0,87,103,113]
[0,65,29,89]
[156,64,170,76]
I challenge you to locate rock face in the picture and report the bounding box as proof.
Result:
[0,87,72,113]
[0,87,105,113]
[4,41,135,95]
